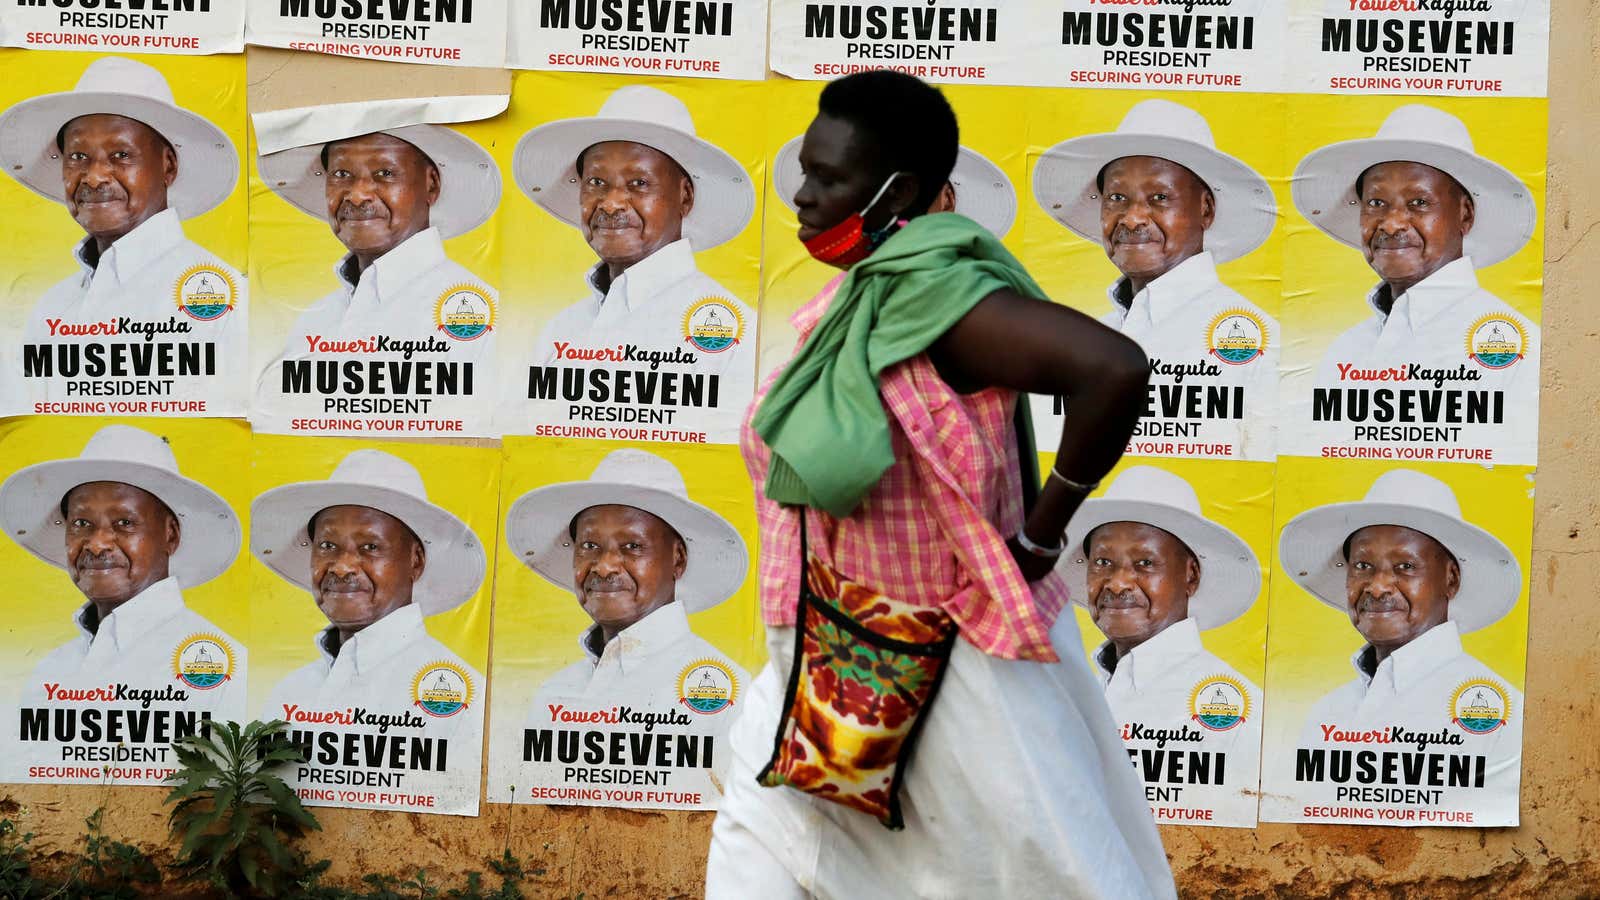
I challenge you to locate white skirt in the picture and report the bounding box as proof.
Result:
[706,614,1176,900]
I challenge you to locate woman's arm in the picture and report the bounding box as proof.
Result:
[928,286,1149,580]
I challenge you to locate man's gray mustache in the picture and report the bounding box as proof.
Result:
[590,213,640,229]
[320,576,373,591]
[337,203,386,221]
[1096,589,1145,610]
[1112,228,1157,243]
[74,551,125,569]
[1357,592,1407,613]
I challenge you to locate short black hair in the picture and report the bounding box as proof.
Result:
[1094,157,1213,197]
[59,481,177,524]
[567,505,687,554]
[306,506,424,550]
[1080,521,1199,574]
[55,115,175,158]
[319,133,439,174]
[1354,161,1468,199]
[574,140,690,182]
[1340,525,1459,567]
[817,71,958,217]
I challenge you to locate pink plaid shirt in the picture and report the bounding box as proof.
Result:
[742,275,1069,662]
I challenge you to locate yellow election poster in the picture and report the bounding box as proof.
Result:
[494,71,766,446]
[249,434,499,817]
[0,50,250,419]
[1259,457,1534,828]
[247,77,505,439]
[758,78,1035,380]
[1020,87,1287,465]
[1048,453,1273,829]
[1266,91,1546,831]
[486,437,762,811]
[0,415,253,787]
[1278,94,1547,468]
[1009,86,1287,830]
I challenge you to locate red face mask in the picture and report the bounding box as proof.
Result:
[803,172,908,267]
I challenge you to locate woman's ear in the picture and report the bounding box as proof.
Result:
[885,172,921,218]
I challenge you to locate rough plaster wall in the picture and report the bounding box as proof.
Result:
[4,3,1598,897]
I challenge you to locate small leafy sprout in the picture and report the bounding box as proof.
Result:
[163,718,321,897]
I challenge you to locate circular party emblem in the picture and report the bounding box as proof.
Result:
[677,659,739,715]
[172,264,237,322]
[1206,308,1268,366]
[434,285,496,341]
[1464,314,1527,370]
[171,634,234,690]
[1450,679,1511,734]
[682,297,744,354]
[412,662,473,718]
[1188,675,1250,732]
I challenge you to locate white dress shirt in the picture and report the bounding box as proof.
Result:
[1092,617,1263,827]
[5,577,248,784]
[1030,251,1279,461]
[11,209,248,417]
[264,603,481,733]
[529,601,750,708]
[500,239,757,444]
[1286,257,1540,465]
[1260,621,1524,826]
[253,227,498,437]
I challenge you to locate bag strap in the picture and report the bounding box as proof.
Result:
[798,506,809,567]
[1014,394,1040,516]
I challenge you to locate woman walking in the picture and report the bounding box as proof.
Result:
[704,72,1176,899]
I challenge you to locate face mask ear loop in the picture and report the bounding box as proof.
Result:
[862,171,910,245]
[859,170,909,222]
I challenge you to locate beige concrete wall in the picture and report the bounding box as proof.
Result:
[6,3,1598,896]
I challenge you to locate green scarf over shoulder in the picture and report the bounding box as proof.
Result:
[752,213,1046,518]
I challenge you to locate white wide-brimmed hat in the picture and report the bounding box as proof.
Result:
[1292,104,1535,269]
[512,85,755,251]
[250,450,486,617]
[771,135,1018,237]
[1278,469,1520,634]
[0,425,240,589]
[505,448,748,614]
[259,123,501,240]
[1033,99,1275,264]
[1061,466,1260,631]
[0,56,238,220]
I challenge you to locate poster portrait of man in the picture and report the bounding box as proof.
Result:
[502,85,758,441]
[504,447,750,707]
[1268,468,1525,826]
[251,448,486,715]
[1059,465,1264,825]
[1288,104,1541,464]
[1032,98,1280,461]
[253,123,501,436]
[1278,469,1523,732]
[0,56,246,416]
[0,423,248,785]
